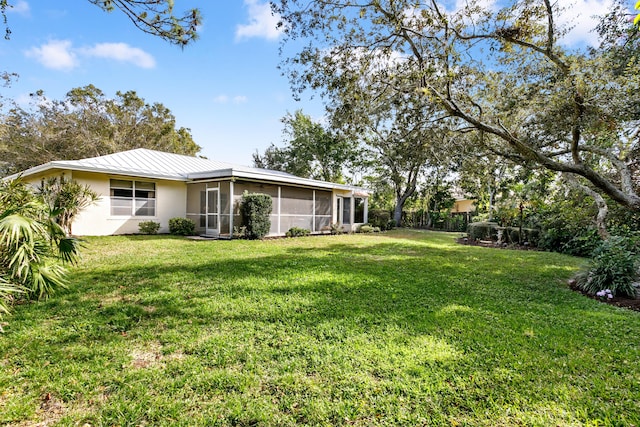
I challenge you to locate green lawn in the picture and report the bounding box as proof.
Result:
[1,230,639,426]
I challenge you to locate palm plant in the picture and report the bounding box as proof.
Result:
[37,177,98,235]
[0,179,81,329]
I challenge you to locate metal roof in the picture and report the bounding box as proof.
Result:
[6,148,369,193]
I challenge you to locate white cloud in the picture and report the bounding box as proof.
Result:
[80,42,156,68]
[25,40,77,71]
[214,94,249,104]
[24,40,156,70]
[557,0,614,47]
[6,0,30,16]
[235,0,281,41]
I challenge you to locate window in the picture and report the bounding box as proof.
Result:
[110,179,156,216]
[354,197,365,223]
[341,197,351,225]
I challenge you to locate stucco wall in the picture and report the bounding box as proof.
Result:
[452,199,476,213]
[22,169,187,236]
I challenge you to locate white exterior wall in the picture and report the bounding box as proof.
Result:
[22,170,187,236]
[332,189,368,232]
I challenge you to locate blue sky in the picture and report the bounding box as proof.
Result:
[0,0,326,165]
[0,0,624,166]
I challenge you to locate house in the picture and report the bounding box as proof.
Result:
[452,197,475,214]
[5,148,369,237]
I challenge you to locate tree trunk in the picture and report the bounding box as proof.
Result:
[564,174,610,240]
[487,186,495,221]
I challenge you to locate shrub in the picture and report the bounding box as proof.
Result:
[330,222,344,235]
[286,227,310,238]
[467,222,499,241]
[138,221,160,235]
[169,217,196,236]
[539,227,600,257]
[358,224,372,233]
[369,209,392,230]
[233,226,247,239]
[575,236,639,298]
[241,192,272,240]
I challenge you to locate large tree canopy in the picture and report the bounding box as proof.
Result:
[253,110,357,183]
[0,84,201,175]
[1,0,200,45]
[275,0,640,212]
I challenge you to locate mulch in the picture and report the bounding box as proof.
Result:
[456,238,640,312]
[568,281,640,312]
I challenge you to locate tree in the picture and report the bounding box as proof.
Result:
[0,179,81,328]
[0,85,201,175]
[275,0,640,214]
[1,0,201,46]
[354,94,449,226]
[253,110,356,183]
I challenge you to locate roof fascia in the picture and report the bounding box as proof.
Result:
[187,168,370,194]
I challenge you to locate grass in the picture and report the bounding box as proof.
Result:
[1,229,639,426]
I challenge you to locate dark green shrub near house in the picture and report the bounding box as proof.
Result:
[241,192,272,240]
[169,217,196,236]
[468,222,499,241]
[369,209,392,230]
[286,227,310,238]
[138,220,160,235]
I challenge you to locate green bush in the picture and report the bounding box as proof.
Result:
[169,217,196,236]
[241,192,272,240]
[357,224,377,233]
[468,222,499,241]
[536,195,602,256]
[138,220,160,235]
[539,227,601,257]
[575,236,639,298]
[369,209,392,230]
[286,227,311,238]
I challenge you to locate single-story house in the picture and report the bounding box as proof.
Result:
[452,197,475,214]
[5,148,370,237]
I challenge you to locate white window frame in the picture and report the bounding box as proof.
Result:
[110,179,157,217]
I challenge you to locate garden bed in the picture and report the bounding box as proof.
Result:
[568,281,640,312]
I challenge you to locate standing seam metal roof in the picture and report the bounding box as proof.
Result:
[7,148,369,193]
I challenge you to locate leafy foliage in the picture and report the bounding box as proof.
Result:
[356,224,379,233]
[285,227,310,238]
[0,179,81,326]
[168,217,195,236]
[36,177,99,235]
[89,1,201,46]
[468,222,499,241]
[2,1,200,46]
[253,110,356,183]
[138,221,160,235]
[575,236,640,297]
[0,85,201,176]
[240,193,272,240]
[368,209,392,231]
[276,0,640,213]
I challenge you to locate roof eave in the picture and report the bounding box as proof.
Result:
[3,162,188,182]
[187,168,370,194]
